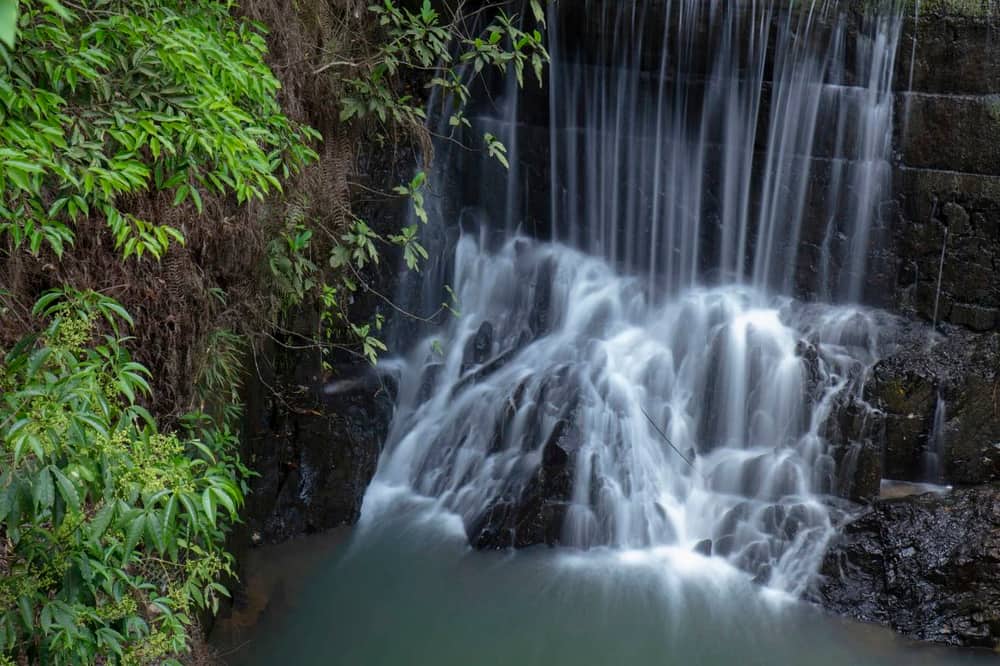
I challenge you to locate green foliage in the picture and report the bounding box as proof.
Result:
[292,1,550,366]
[269,224,319,308]
[0,1,68,48]
[389,222,430,271]
[194,328,245,426]
[484,133,510,170]
[341,0,548,167]
[0,289,248,664]
[0,0,319,259]
[393,170,429,224]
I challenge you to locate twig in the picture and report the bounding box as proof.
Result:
[638,404,699,473]
[313,60,362,75]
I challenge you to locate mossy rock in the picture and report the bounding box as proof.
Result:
[901,0,998,18]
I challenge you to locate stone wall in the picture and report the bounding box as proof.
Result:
[853,6,1000,492]
[891,5,1000,330]
[817,5,1000,649]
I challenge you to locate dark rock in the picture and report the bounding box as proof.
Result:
[714,534,738,558]
[468,419,581,549]
[416,362,443,403]
[861,323,1000,485]
[452,347,519,395]
[815,485,1000,649]
[949,303,999,332]
[892,168,1000,330]
[897,93,1000,176]
[752,563,773,586]
[241,334,395,544]
[864,351,936,481]
[894,11,1000,95]
[694,538,713,556]
[462,321,494,372]
[529,257,555,336]
[824,396,884,501]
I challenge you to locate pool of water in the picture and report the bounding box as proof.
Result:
[212,489,994,666]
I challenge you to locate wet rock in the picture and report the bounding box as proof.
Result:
[416,362,443,403]
[243,358,395,544]
[715,502,753,541]
[864,352,936,481]
[824,394,885,501]
[714,534,738,558]
[892,168,1000,330]
[861,323,1000,485]
[529,258,555,336]
[949,303,999,332]
[797,339,822,395]
[894,11,1000,95]
[897,93,1000,176]
[815,485,1000,649]
[694,538,713,556]
[737,540,773,577]
[462,321,494,372]
[451,347,519,394]
[468,419,581,549]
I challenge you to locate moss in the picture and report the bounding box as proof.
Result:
[899,0,998,17]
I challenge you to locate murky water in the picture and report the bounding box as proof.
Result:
[214,493,993,666]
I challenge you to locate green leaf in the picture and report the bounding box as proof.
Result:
[89,502,115,541]
[202,488,216,528]
[0,0,17,49]
[211,485,236,518]
[33,468,54,512]
[17,595,32,631]
[178,492,200,530]
[51,467,81,513]
[31,290,64,316]
[123,513,146,560]
[189,186,203,214]
[39,0,70,20]
[145,511,165,553]
[0,487,11,523]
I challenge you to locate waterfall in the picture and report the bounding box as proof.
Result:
[924,393,947,482]
[542,0,901,302]
[366,0,906,597]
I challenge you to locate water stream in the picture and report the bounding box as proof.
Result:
[218,1,990,662]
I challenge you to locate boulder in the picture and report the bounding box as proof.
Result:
[824,396,884,501]
[468,418,580,549]
[815,485,1000,648]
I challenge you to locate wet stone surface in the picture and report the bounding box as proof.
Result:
[815,485,1000,648]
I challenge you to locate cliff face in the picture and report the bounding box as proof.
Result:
[892,5,1000,330]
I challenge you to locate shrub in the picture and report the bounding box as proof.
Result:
[0,289,249,665]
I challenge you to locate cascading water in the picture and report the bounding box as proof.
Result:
[924,393,947,483]
[368,0,905,598]
[376,237,891,594]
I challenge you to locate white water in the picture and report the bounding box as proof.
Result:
[375,235,895,594]
[366,0,906,599]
